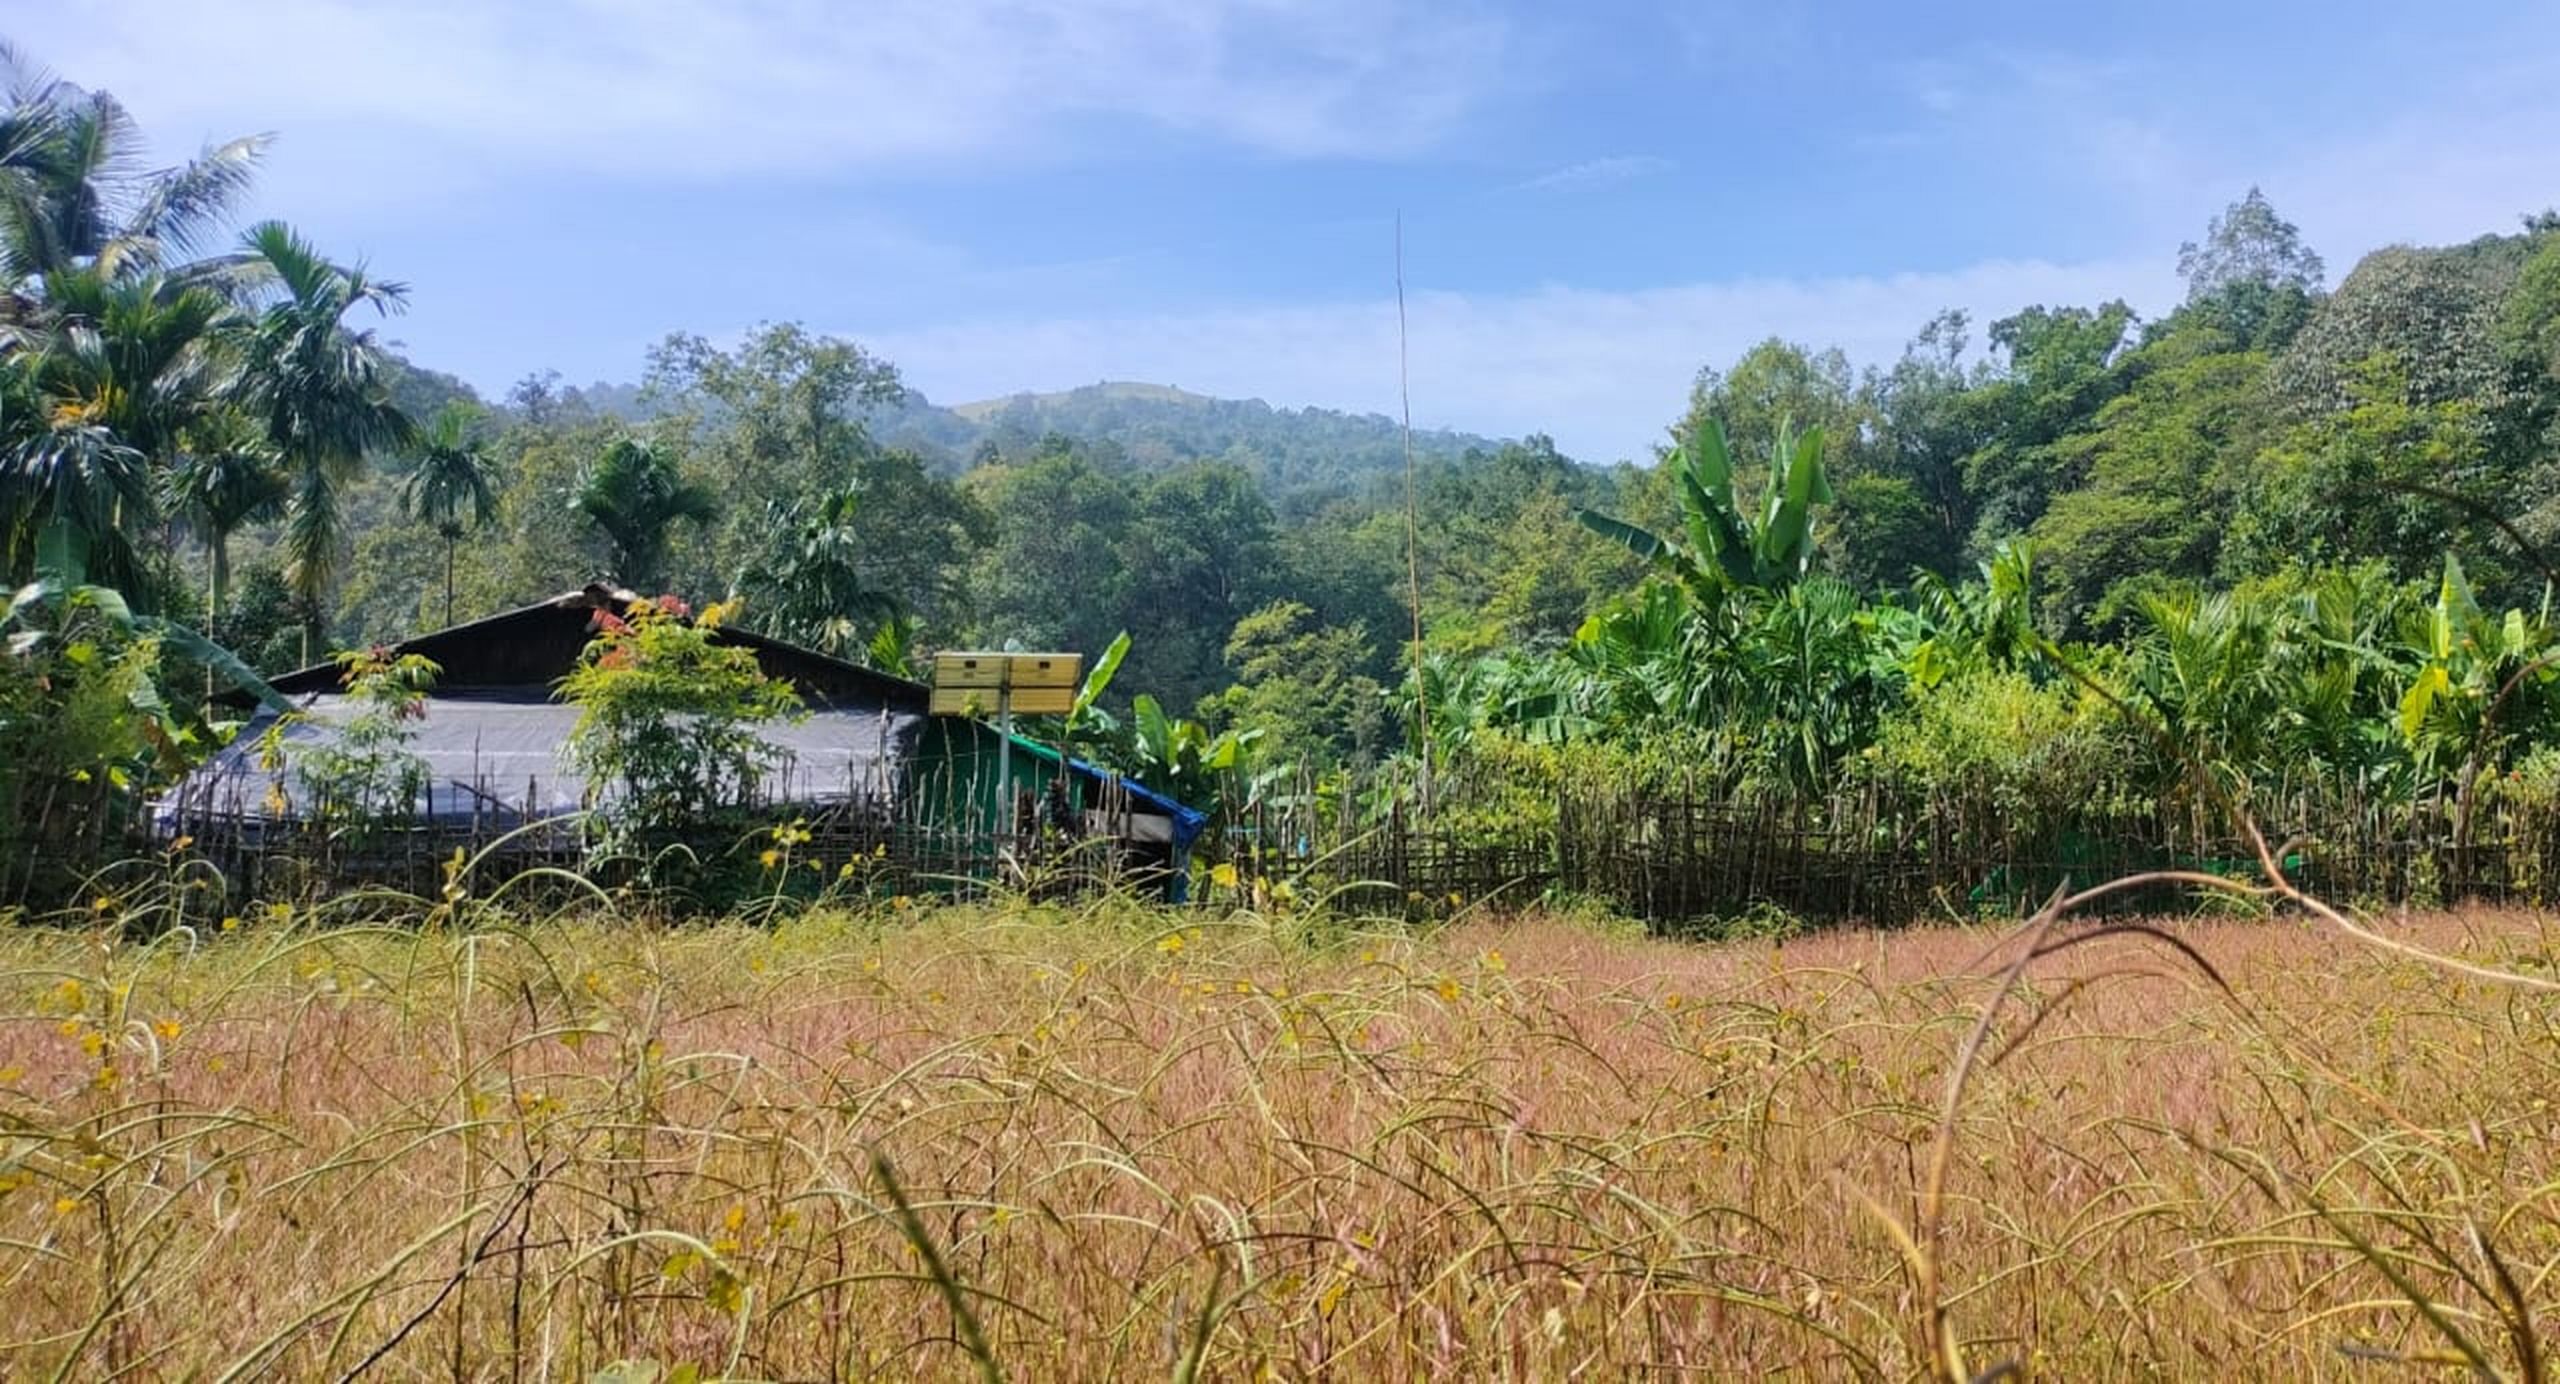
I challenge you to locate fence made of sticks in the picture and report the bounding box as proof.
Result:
[12,762,1185,914]
[1230,774,2560,929]
[19,752,2560,929]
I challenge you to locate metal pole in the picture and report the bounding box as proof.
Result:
[998,687,1013,839]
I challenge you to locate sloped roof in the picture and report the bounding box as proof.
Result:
[166,692,919,828]
[991,728,1209,851]
[249,585,929,711]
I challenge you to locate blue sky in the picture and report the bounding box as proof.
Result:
[20,1,2560,462]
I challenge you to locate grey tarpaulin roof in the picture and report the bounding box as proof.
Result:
[159,693,920,829]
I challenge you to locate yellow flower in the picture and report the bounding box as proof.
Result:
[55,1197,81,1216]
[1482,949,1507,973]
[219,915,241,932]
[1157,933,1184,954]
[91,895,114,913]
[1210,861,1239,889]
[1436,978,1462,1002]
[153,1019,181,1040]
[169,834,194,853]
[758,849,781,869]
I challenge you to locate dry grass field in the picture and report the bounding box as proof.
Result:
[4,897,2558,1379]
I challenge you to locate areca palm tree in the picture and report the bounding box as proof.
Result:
[230,220,412,659]
[399,400,501,624]
[571,437,716,593]
[0,344,146,581]
[0,268,237,588]
[163,407,285,622]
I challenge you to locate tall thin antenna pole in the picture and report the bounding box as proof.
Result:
[1396,213,1433,815]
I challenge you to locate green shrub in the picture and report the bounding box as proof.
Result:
[261,647,439,824]
[1873,667,2142,821]
[558,595,801,858]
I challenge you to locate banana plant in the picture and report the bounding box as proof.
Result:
[2397,555,2552,780]
[2390,555,2559,874]
[1063,629,1129,747]
[1125,692,1265,820]
[2,579,287,797]
[5,578,287,714]
[1577,418,1833,601]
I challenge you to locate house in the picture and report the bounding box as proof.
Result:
[160,585,1205,888]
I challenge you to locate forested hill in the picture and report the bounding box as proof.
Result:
[477,371,1520,515]
[885,381,1510,513]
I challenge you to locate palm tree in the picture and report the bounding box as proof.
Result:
[0,44,265,312]
[0,49,262,595]
[230,220,412,659]
[570,437,716,593]
[11,268,238,586]
[0,344,146,582]
[163,407,285,622]
[399,400,501,624]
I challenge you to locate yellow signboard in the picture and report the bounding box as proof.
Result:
[1005,687,1076,715]
[927,652,1083,718]
[1006,655,1078,689]
[932,652,1006,688]
[928,687,995,717]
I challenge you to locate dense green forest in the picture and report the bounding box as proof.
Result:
[8,47,2560,850]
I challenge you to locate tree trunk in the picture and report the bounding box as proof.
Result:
[210,535,232,624]
[206,534,229,699]
[444,535,456,627]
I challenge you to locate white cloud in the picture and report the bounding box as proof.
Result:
[1870,31,2560,278]
[1512,155,1674,193]
[870,254,2175,465]
[21,0,1514,175]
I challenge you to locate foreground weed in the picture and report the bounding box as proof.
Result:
[2,901,2558,1376]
